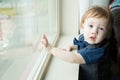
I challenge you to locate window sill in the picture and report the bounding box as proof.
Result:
[43,34,79,80]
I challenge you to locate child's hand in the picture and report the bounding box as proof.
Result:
[36,34,51,52]
[40,34,49,48]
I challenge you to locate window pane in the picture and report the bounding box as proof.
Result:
[0,0,58,50]
[37,0,58,42]
[0,0,58,79]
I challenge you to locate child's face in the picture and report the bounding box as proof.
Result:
[82,17,108,44]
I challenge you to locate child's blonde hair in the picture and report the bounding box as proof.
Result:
[80,6,113,38]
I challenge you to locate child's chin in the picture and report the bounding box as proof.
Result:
[87,41,97,45]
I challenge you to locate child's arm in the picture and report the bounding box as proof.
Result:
[40,34,85,64]
[61,43,77,51]
[47,44,85,64]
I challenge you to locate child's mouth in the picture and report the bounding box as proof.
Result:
[90,36,96,41]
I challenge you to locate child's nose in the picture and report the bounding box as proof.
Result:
[91,28,98,34]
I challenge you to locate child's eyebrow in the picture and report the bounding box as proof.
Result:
[100,24,107,27]
[101,25,105,27]
[87,22,94,25]
[86,20,94,24]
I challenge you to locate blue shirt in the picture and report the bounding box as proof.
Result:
[73,34,106,64]
[74,34,116,80]
[111,0,120,8]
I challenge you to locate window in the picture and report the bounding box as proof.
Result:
[0,0,59,80]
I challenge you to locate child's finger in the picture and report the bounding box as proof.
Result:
[43,34,48,43]
[42,39,48,47]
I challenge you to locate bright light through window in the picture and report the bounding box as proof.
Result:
[0,0,59,80]
[0,0,58,49]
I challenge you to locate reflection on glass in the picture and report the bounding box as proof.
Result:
[0,14,15,53]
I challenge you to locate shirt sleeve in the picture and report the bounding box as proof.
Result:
[79,47,104,64]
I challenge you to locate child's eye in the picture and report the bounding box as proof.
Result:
[89,25,93,28]
[99,27,104,31]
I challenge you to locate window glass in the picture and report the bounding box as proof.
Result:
[0,0,59,79]
[0,0,58,51]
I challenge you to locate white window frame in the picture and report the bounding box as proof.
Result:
[31,0,60,80]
